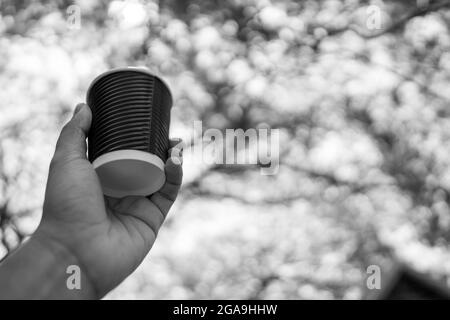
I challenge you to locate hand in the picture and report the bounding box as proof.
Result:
[35,103,183,298]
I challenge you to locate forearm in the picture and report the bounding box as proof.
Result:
[0,231,97,299]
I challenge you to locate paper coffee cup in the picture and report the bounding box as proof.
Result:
[86,67,172,198]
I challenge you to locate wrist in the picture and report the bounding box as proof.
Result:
[31,229,100,299]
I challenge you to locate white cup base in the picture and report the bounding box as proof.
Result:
[92,149,165,198]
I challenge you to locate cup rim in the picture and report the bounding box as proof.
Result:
[86,66,173,106]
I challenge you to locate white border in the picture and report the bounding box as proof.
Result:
[93,149,165,171]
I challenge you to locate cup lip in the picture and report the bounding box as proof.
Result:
[86,66,173,106]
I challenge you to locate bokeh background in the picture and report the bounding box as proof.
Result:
[1,0,450,299]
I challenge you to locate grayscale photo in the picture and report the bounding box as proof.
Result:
[0,0,450,307]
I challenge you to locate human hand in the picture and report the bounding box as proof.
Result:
[35,103,183,298]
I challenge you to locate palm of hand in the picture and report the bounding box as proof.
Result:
[39,145,182,296]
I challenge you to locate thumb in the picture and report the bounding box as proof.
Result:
[53,103,92,164]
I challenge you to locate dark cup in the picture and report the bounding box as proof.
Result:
[86,67,172,198]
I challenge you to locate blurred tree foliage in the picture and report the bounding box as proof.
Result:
[1,0,450,299]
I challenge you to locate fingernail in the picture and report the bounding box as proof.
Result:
[170,147,183,165]
[73,103,85,116]
[178,149,183,164]
[176,143,184,159]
